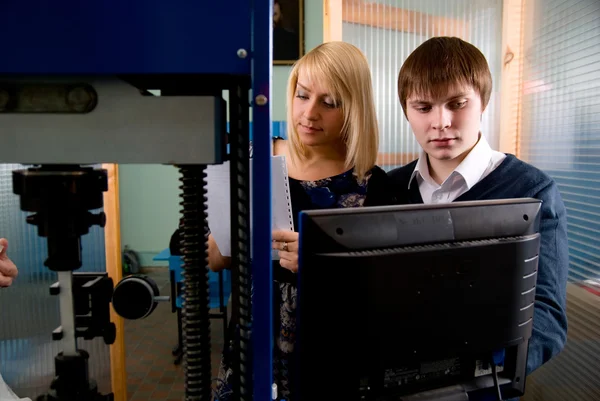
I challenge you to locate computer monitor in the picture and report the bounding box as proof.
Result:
[295,198,542,401]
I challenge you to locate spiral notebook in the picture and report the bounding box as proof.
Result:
[205,155,294,259]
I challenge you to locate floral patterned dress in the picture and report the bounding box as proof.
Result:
[216,165,393,401]
[272,169,373,399]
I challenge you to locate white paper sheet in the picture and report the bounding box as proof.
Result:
[0,372,32,401]
[206,155,294,259]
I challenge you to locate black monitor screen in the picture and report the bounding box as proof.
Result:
[296,198,542,401]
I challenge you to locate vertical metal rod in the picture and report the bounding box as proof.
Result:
[57,271,78,356]
[179,165,212,401]
[229,80,253,401]
[251,0,274,399]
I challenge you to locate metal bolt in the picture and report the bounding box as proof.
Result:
[237,48,248,59]
[255,94,268,106]
[66,85,97,113]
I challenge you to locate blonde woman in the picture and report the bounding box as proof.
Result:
[213,41,396,400]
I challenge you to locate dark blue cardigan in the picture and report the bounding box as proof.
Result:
[388,154,569,377]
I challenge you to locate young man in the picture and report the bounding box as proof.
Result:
[0,238,18,288]
[388,37,568,377]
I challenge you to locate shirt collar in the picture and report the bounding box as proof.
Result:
[454,134,494,190]
[408,149,434,189]
[408,133,493,190]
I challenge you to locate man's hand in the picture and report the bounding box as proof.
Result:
[0,238,18,288]
[272,230,299,273]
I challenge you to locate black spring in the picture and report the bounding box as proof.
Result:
[229,83,253,401]
[234,155,253,401]
[178,165,212,401]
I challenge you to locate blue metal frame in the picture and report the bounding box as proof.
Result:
[1,1,275,399]
[0,1,252,75]
[251,0,274,399]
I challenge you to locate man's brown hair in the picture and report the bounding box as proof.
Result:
[398,37,492,116]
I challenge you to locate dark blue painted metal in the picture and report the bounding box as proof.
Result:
[250,0,274,399]
[0,1,251,74]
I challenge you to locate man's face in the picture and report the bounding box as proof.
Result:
[405,85,483,164]
[273,3,281,27]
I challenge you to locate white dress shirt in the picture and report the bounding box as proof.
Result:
[408,134,507,204]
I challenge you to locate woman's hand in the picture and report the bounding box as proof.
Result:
[272,230,299,273]
[0,238,18,288]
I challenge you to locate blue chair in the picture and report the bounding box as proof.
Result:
[153,248,231,365]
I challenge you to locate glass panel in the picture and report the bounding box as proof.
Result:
[0,163,111,398]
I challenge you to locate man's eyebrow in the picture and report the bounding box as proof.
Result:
[409,92,471,105]
[408,99,430,105]
[446,92,470,100]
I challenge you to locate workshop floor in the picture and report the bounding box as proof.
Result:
[124,268,227,401]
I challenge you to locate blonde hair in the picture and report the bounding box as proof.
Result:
[285,41,379,181]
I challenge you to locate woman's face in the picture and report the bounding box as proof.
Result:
[273,2,281,27]
[292,72,345,148]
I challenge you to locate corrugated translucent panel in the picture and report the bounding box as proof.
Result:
[342,0,504,170]
[521,284,600,401]
[516,1,600,400]
[0,164,111,398]
[518,0,600,284]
